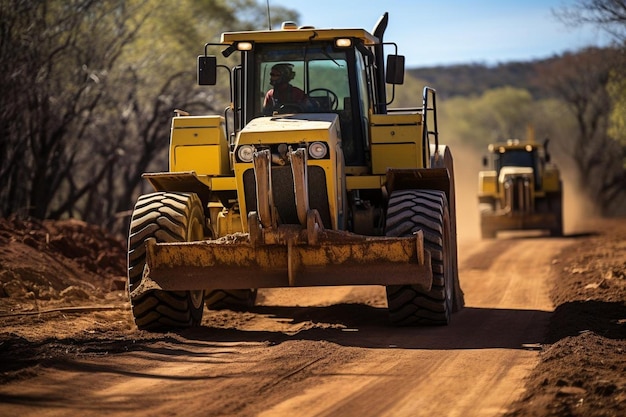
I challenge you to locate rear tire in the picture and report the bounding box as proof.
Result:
[127,192,205,330]
[385,189,458,325]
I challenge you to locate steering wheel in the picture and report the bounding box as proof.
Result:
[308,88,339,111]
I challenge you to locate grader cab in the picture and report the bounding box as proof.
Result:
[127,13,463,330]
[478,133,563,239]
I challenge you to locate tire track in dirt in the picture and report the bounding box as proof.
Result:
[252,236,572,417]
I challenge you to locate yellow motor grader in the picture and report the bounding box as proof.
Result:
[478,131,563,239]
[127,13,463,330]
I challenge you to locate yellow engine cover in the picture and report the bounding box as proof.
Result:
[478,171,497,196]
[169,115,230,176]
[369,112,424,174]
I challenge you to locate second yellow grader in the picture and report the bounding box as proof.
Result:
[478,129,563,239]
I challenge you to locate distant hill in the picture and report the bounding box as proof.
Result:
[407,58,555,99]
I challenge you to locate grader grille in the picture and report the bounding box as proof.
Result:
[243,166,332,228]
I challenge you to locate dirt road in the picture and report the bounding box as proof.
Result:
[0,233,572,417]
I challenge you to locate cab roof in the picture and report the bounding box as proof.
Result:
[221,27,379,46]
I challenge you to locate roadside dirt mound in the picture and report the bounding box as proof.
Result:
[0,216,126,314]
[506,218,626,417]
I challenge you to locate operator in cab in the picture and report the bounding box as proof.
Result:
[263,63,311,115]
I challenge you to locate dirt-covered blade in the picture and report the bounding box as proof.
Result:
[132,230,432,297]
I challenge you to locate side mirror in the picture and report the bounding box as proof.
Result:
[198,55,217,85]
[482,156,488,167]
[386,54,405,84]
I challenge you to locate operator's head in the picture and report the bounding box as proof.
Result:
[270,63,295,87]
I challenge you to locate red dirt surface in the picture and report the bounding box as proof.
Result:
[505,219,626,417]
[0,216,624,416]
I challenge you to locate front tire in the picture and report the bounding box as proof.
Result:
[127,192,205,330]
[385,189,458,325]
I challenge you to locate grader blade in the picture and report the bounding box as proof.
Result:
[133,230,432,297]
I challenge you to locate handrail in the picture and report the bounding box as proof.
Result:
[421,86,439,167]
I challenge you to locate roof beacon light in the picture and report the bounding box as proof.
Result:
[281,21,298,30]
[237,41,253,51]
[335,38,352,48]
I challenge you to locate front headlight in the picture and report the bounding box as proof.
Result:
[237,145,255,163]
[308,141,328,159]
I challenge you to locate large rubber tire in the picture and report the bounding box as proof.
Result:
[205,289,258,311]
[127,192,205,330]
[385,189,457,326]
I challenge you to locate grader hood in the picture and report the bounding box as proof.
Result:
[134,226,432,296]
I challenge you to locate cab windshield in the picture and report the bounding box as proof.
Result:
[254,43,350,116]
[495,149,537,170]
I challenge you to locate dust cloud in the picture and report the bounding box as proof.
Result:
[449,143,483,244]
[560,168,599,235]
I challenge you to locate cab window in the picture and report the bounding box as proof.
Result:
[254,44,349,116]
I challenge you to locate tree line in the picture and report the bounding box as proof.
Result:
[0,0,296,234]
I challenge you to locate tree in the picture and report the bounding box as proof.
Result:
[555,0,626,42]
[438,87,535,148]
[0,0,150,220]
[607,71,626,151]
[535,47,626,215]
[0,0,298,234]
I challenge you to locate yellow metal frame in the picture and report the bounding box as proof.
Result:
[222,28,379,46]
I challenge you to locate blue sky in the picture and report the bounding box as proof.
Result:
[270,0,613,67]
